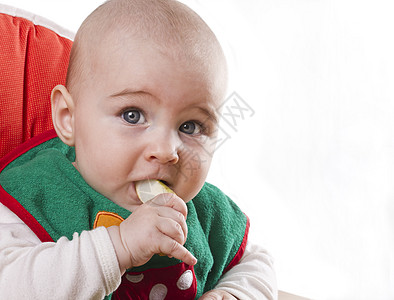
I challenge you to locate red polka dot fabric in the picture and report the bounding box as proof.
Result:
[0,7,72,158]
[112,263,197,299]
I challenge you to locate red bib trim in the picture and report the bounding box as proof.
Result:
[0,129,58,242]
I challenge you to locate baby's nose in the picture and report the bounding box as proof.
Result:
[144,132,180,165]
[147,148,179,164]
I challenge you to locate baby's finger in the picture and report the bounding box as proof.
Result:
[159,237,197,266]
[157,208,188,239]
[156,218,187,245]
[151,193,188,218]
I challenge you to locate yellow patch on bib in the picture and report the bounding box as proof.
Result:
[93,211,124,229]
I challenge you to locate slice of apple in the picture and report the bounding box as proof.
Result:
[135,179,174,203]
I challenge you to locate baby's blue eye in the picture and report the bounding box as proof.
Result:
[122,109,145,124]
[179,121,202,135]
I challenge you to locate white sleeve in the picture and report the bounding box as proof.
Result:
[0,202,121,299]
[214,241,278,300]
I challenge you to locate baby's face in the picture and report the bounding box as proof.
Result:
[71,39,224,211]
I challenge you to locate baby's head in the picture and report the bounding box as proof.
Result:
[51,0,228,211]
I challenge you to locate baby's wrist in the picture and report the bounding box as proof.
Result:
[107,225,132,274]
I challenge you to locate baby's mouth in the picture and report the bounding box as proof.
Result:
[159,179,170,188]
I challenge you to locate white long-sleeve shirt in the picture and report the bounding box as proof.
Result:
[0,202,277,299]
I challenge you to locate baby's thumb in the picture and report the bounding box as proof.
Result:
[151,193,175,206]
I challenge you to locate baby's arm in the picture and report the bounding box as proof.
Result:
[201,241,277,300]
[0,202,120,299]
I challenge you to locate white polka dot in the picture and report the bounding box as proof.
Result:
[126,273,144,283]
[176,270,193,290]
[149,283,168,300]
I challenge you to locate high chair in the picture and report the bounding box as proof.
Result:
[0,4,73,159]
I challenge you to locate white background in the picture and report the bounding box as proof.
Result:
[1,0,393,299]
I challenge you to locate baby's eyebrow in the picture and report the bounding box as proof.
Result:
[110,89,149,98]
[196,106,219,125]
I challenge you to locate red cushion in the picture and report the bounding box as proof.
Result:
[0,9,72,158]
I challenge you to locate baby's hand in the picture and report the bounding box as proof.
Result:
[199,290,238,300]
[108,193,197,273]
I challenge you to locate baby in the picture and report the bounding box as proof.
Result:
[0,0,276,299]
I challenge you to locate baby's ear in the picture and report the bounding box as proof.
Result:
[51,85,75,146]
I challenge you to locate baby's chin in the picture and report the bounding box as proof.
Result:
[103,188,142,212]
[114,198,143,212]
[178,188,200,204]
